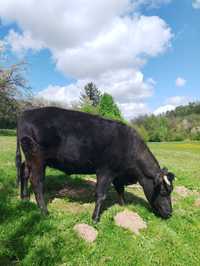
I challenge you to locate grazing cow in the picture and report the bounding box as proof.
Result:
[16,107,175,222]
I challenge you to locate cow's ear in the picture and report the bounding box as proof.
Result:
[168,172,175,182]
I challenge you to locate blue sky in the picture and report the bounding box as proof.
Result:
[0,0,200,119]
[142,0,200,111]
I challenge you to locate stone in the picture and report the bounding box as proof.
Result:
[74,223,98,243]
[194,198,200,207]
[174,186,192,197]
[114,210,147,235]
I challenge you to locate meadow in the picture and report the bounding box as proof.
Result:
[0,136,200,266]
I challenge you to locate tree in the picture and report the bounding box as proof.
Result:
[98,93,123,121]
[80,82,101,107]
[0,58,31,128]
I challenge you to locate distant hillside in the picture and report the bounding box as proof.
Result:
[131,102,200,142]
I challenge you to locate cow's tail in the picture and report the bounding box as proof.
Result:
[16,121,22,187]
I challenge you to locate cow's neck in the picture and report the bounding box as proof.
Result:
[134,140,161,180]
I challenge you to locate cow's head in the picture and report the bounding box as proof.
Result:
[142,168,175,219]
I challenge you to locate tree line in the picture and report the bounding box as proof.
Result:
[1,57,200,142]
[131,103,200,142]
[0,60,124,129]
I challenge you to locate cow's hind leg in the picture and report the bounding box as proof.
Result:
[20,161,30,200]
[30,160,48,215]
[92,171,113,223]
[21,136,48,215]
[113,178,125,206]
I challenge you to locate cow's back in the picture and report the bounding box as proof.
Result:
[18,107,133,174]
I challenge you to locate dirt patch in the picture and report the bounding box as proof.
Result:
[74,223,98,243]
[84,177,96,187]
[174,186,192,198]
[172,195,178,204]
[194,198,200,207]
[114,210,147,235]
[56,186,89,198]
[50,198,90,214]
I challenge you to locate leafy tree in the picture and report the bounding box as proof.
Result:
[0,59,31,128]
[80,96,99,115]
[98,93,123,121]
[80,82,101,107]
[131,102,200,142]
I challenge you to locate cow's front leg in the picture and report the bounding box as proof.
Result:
[30,160,48,215]
[92,172,112,223]
[113,178,125,206]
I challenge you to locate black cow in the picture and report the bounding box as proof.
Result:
[16,107,175,222]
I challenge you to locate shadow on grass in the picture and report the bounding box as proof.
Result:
[44,173,150,212]
[0,169,53,265]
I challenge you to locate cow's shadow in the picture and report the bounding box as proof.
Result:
[43,173,150,213]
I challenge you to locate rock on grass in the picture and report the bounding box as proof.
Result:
[174,186,192,197]
[114,210,147,235]
[194,198,200,207]
[74,223,98,243]
[174,186,200,197]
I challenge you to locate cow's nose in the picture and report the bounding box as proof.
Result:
[162,211,172,219]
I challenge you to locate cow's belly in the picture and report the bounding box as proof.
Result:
[45,158,96,175]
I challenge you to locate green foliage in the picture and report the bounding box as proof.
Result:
[80,86,125,123]
[98,93,123,121]
[80,100,99,115]
[0,129,16,136]
[80,82,101,107]
[0,62,31,129]
[167,102,200,117]
[140,115,169,142]
[132,102,200,142]
[0,92,19,129]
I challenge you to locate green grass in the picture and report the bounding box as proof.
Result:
[0,129,16,136]
[0,136,200,266]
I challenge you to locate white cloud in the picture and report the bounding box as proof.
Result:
[6,30,44,53]
[0,0,131,50]
[175,77,186,87]
[0,1,172,77]
[54,15,172,79]
[119,102,150,119]
[94,69,154,103]
[38,69,154,118]
[166,96,188,106]
[37,83,82,107]
[0,0,173,119]
[154,96,189,115]
[192,0,200,9]
[0,39,5,53]
[154,104,175,115]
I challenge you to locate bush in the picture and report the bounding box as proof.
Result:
[98,93,124,122]
[0,129,16,136]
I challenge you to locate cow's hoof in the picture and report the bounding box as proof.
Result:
[119,200,125,206]
[41,209,49,216]
[92,215,100,224]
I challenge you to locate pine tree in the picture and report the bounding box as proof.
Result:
[80,82,101,107]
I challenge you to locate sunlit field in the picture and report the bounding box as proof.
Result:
[0,136,200,266]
